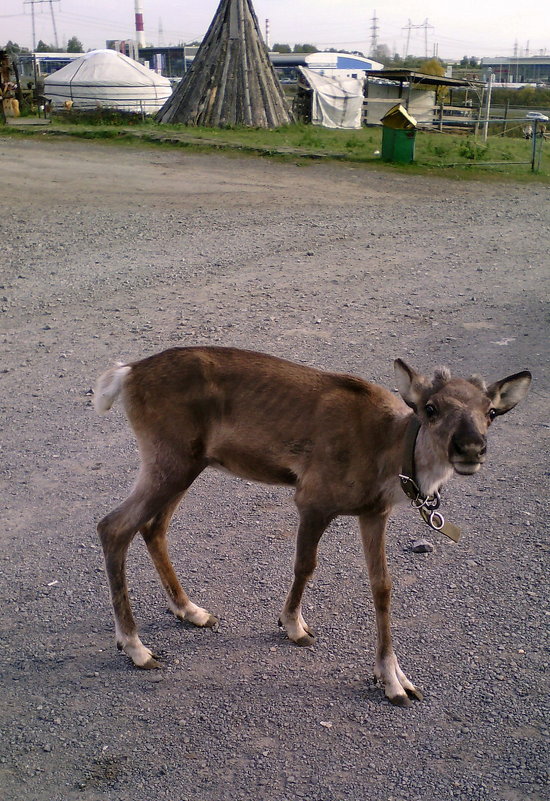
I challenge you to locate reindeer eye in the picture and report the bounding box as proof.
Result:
[488,408,497,421]
[425,403,438,419]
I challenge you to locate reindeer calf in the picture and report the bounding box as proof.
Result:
[95,346,530,706]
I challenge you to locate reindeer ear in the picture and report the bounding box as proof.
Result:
[394,359,429,411]
[487,371,532,415]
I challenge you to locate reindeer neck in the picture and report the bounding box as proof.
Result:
[400,415,454,499]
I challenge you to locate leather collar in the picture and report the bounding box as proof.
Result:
[399,416,461,543]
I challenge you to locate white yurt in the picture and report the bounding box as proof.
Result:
[44,49,172,113]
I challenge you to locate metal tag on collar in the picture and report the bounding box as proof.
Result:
[419,506,462,543]
[399,474,461,543]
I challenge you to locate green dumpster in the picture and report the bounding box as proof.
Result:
[380,104,417,164]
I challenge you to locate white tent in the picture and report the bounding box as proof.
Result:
[44,49,172,113]
[298,67,364,129]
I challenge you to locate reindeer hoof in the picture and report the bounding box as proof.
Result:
[295,633,315,647]
[406,686,424,702]
[140,656,161,670]
[204,614,219,629]
[389,693,412,708]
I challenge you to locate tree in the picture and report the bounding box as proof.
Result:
[272,43,291,53]
[66,36,83,53]
[3,40,30,55]
[293,44,317,53]
[419,58,447,102]
[35,40,56,52]
[324,47,365,57]
[372,43,390,63]
[419,58,445,77]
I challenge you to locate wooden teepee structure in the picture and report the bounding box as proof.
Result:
[156,0,292,128]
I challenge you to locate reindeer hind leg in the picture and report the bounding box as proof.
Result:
[98,466,198,669]
[140,489,218,630]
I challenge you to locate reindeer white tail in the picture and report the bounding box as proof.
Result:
[93,364,131,414]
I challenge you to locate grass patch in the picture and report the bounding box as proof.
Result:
[2,117,548,181]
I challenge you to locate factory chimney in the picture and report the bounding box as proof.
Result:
[134,0,146,47]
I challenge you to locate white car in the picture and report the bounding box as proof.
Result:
[525,111,549,121]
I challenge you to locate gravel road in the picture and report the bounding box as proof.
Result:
[1,136,548,801]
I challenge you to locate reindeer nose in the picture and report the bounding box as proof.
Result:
[451,435,487,458]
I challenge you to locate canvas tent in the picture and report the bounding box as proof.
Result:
[297,67,364,129]
[44,49,172,113]
[156,0,291,128]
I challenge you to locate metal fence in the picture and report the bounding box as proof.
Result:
[439,116,546,172]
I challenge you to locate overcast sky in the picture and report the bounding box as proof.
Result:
[2,0,548,61]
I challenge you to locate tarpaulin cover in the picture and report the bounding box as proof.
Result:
[299,67,364,129]
[44,49,172,112]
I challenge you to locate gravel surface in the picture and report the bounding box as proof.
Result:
[1,137,548,801]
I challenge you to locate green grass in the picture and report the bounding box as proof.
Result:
[2,116,548,181]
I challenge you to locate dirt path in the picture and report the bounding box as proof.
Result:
[1,137,548,801]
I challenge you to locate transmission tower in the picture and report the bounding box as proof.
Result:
[369,10,379,57]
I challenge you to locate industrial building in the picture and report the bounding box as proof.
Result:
[480,55,550,85]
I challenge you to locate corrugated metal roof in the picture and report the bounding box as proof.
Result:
[366,69,481,87]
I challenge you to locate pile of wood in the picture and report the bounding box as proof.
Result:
[156,0,292,128]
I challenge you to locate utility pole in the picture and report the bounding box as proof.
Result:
[422,19,434,59]
[403,19,412,58]
[482,68,493,142]
[24,0,60,50]
[370,10,379,57]
[48,0,59,49]
[402,18,433,59]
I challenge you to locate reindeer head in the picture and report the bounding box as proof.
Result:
[394,360,531,479]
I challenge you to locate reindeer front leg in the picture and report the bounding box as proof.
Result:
[359,512,423,707]
[279,507,331,646]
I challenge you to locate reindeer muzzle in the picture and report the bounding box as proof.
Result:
[450,435,487,475]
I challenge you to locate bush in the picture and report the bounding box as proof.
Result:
[54,108,149,125]
[458,138,488,160]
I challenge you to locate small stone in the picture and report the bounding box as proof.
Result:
[411,539,434,553]
[320,721,333,728]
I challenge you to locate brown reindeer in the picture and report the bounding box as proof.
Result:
[94,347,531,706]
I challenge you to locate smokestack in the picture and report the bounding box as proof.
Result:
[134,0,146,48]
